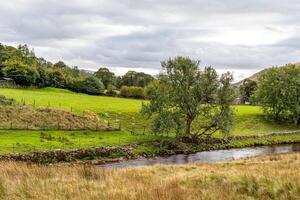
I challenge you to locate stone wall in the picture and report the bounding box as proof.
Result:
[231,130,300,140]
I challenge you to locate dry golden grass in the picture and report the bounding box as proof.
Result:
[0,105,103,130]
[0,153,299,200]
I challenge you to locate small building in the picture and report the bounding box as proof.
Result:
[0,77,16,88]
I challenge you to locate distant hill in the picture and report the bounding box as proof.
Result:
[233,62,300,87]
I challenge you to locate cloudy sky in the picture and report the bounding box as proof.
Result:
[1,0,300,81]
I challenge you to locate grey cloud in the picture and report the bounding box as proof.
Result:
[1,0,300,81]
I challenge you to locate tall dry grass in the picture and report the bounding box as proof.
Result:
[0,105,104,130]
[0,153,299,199]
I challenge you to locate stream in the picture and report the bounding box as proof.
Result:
[98,143,300,168]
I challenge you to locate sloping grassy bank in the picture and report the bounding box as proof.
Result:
[0,153,298,199]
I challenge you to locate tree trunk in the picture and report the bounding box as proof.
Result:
[185,117,192,136]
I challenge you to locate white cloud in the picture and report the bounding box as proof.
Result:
[1,0,300,82]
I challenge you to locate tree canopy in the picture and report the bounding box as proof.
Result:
[142,57,236,141]
[254,64,300,124]
[239,78,257,104]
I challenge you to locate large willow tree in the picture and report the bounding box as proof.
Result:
[142,57,235,141]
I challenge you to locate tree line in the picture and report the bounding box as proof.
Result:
[0,44,154,97]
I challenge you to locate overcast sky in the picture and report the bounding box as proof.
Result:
[1,0,300,81]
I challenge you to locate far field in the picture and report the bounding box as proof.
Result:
[0,87,299,154]
[0,152,299,199]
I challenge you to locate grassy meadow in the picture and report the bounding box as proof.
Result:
[0,130,163,154]
[0,87,299,134]
[0,87,299,155]
[0,152,298,199]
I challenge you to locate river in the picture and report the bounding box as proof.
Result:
[98,143,300,168]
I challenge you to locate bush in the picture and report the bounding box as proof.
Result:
[46,70,66,88]
[105,84,117,96]
[3,60,39,86]
[120,86,144,99]
[0,95,15,106]
[79,76,105,95]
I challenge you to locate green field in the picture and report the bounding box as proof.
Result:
[0,130,162,154]
[0,87,299,154]
[0,87,298,135]
[0,87,142,113]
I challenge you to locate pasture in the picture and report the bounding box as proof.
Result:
[0,130,162,154]
[0,87,298,135]
[0,87,299,155]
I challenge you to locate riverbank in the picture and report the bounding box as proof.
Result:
[0,152,298,199]
[0,132,300,164]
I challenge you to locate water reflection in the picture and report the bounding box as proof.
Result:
[98,143,300,169]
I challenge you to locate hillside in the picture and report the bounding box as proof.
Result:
[233,62,300,87]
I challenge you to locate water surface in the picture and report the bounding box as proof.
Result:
[98,143,300,168]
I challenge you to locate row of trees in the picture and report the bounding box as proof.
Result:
[0,44,154,96]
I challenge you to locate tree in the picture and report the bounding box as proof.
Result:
[121,71,154,87]
[3,60,39,86]
[94,68,115,88]
[46,69,66,88]
[141,57,235,140]
[54,61,67,68]
[255,64,300,123]
[239,78,257,104]
[120,86,144,99]
[79,76,104,95]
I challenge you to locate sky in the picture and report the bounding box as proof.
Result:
[1,0,300,82]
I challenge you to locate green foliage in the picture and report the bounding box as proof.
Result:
[142,57,236,139]
[255,64,300,124]
[0,43,156,97]
[3,59,39,86]
[46,69,66,88]
[239,78,257,104]
[0,95,15,106]
[120,86,145,99]
[79,76,104,95]
[94,68,115,89]
[120,71,154,88]
[105,84,117,96]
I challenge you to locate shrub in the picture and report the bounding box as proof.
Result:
[105,84,117,96]
[120,86,144,99]
[79,76,105,95]
[3,60,39,86]
[0,95,15,106]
